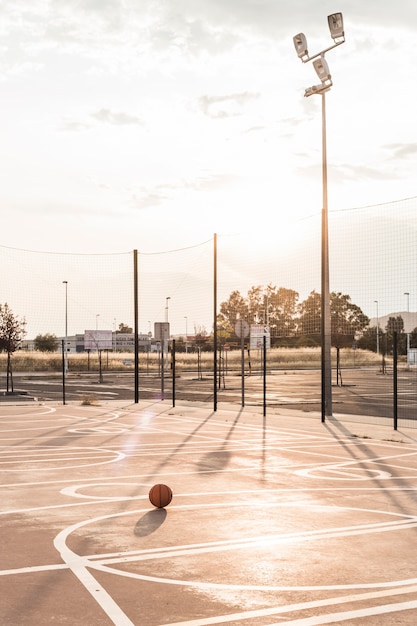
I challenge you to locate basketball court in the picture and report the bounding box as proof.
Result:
[1,399,417,625]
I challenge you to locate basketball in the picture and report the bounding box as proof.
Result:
[149,484,173,508]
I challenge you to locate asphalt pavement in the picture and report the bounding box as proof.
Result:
[1,398,417,625]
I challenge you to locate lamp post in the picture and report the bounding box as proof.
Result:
[63,281,68,375]
[96,314,100,331]
[374,300,379,355]
[293,13,345,422]
[404,292,410,364]
[164,297,171,370]
[165,297,171,323]
[184,316,188,353]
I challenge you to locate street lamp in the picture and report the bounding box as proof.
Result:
[184,316,188,353]
[374,300,379,355]
[404,292,410,363]
[165,297,171,323]
[63,281,68,375]
[96,314,100,331]
[293,13,345,422]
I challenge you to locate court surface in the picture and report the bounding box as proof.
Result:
[1,399,417,625]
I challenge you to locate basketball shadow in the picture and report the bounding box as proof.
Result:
[134,509,167,536]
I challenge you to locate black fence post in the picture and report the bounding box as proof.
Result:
[393,331,398,430]
[263,334,267,417]
[172,339,176,408]
[61,339,66,406]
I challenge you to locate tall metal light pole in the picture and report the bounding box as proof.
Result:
[63,281,68,375]
[293,13,345,422]
[374,300,379,355]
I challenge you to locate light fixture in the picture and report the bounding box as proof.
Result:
[328,13,344,41]
[293,33,308,60]
[313,56,331,82]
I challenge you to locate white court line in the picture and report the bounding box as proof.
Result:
[0,446,125,471]
[162,586,417,626]
[267,599,417,625]
[55,500,417,591]
[52,502,417,626]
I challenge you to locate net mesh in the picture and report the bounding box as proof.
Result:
[0,195,416,422]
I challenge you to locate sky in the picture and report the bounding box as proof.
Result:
[1,0,417,338]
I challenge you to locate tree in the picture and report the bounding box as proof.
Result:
[297,291,369,346]
[357,325,384,353]
[385,316,406,354]
[297,290,321,336]
[410,327,417,349]
[218,290,248,332]
[117,322,133,334]
[0,303,26,393]
[386,316,404,334]
[194,324,210,349]
[261,284,299,338]
[34,333,59,352]
[330,292,370,347]
[218,285,299,341]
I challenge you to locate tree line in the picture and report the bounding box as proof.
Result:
[217,285,370,347]
[217,285,416,353]
[358,315,417,355]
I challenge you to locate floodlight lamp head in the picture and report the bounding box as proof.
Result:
[313,56,331,82]
[304,82,332,97]
[293,33,308,60]
[328,12,344,40]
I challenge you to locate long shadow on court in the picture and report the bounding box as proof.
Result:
[324,418,417,528]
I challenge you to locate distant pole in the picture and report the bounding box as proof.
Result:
[404,292,410,366]
[63,281,68,375]
[61,339,66,405]
[213,233,217,412]
[134,249,139,403]
[184,316,188,352]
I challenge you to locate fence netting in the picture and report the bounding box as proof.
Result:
[0,195,416,424]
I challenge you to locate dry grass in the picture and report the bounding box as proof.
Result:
[0,347,388,374]
[80,394,100,406]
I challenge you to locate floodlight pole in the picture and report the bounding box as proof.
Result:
[321,91,332,420]
[293,13,345,421]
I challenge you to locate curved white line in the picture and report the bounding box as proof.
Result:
[54,501,417,592]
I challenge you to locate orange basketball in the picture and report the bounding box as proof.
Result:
[149,484,173,508]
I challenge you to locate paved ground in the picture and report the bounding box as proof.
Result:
[1,399,417,625]
[3,367,416,420]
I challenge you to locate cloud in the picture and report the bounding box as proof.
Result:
[130,172,237,210]
[296,162,394,183]
[199,92,260,118]
[58,118,92,132]
[384,143,417,159]
[335,163,399,182]
[131,191,168,210]
[91,108,144,126]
